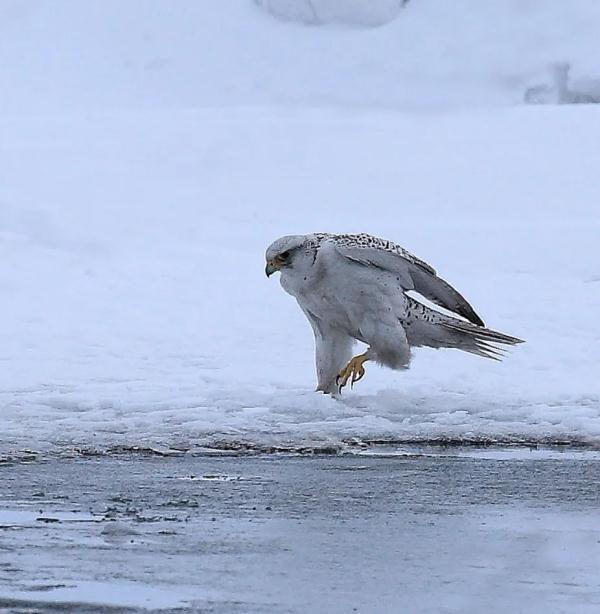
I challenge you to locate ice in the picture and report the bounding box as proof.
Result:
[0,581,193,610]
[0,2,599,456]
[2,455,600,613]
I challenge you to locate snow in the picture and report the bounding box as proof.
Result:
[2,0,600,112]
[1,1,599,456]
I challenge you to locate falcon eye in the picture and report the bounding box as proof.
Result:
[279,250,290,260]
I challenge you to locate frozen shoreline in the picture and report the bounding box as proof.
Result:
[3,441,600,465]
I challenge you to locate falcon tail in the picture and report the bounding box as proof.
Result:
[404,298,524,360]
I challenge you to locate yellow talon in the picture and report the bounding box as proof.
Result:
[336,352,369,392]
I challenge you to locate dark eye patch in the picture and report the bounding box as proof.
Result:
[279,250,290,259]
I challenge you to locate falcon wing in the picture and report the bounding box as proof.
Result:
[329,234,485,327]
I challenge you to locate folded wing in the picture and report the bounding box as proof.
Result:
[330,234,485,327]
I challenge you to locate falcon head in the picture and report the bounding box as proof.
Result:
[265,235,306,277]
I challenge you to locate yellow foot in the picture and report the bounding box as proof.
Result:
[336,353,369,392]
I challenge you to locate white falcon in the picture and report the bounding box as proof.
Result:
[265,233,523,394]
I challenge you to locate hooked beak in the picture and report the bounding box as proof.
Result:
[265,259,280,278]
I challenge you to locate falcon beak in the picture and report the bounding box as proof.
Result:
[265,259,279,277]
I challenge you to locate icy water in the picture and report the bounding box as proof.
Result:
[1,448,600,613]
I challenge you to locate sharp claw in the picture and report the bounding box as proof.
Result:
[337,356,368,392]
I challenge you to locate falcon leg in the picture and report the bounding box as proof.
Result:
[336,352,370,393]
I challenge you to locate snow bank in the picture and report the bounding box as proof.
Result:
[1,105,599,455]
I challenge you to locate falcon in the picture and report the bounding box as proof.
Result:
[265,233,523,395]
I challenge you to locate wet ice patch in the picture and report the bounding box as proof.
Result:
[100,521,140,537]
[178,474,245,482]
[0,580,194,610]
[0,510,97,526]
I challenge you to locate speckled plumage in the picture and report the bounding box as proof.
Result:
[305,232,436,274]
[266,232,523,394]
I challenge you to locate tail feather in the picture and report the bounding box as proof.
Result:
[473,341,506,361]
[442,320,524,359]
[404,297,524,360]
[442,320,523,346]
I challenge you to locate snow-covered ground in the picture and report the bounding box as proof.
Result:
[1,1,599,455]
